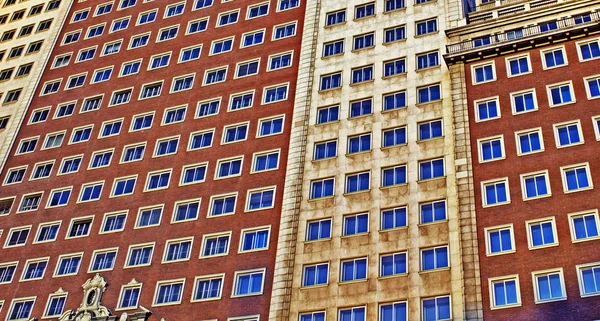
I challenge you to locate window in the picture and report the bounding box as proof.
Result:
[306,218,331,241]
[53,54,71,69]
[381,164,407,187]
[65,73,87,90]
[577,262,600,296]
[136,206,162,228]
[418,119,443,141]
[339,307,365,321]
[59,155,82,175]
[77,47,96,62]
[130,112,153,131]
[89,149,113,169]
[381,206,407,230]
[236,60,259,78]
[145,170,171,191]
[129,33,149,49]
[303,263,328,287]
[310,178,334,199]
[16,137,37,154]
[194,0,213,10]
[21,258,48,280]
[26,41,42,54]
[222,123,248,144]
[41,80,61,95]
[149,53,171,70]
[99,119,122,138]
[485,224,514,256]
[348,133,371,154]
[273,22,296,40]
[526,217,557,248]
[313,140,337,161]
[247,2,268,19]
[477,135,504,162]
[154,279,185,305]
[417,51,439,70]
[209,193,237,216]
[240,227,270,252]
[0,262,17,284]
[578,39,600,61]
[119,0,135,9]
[195,98,220,119]
[421,245,448,271]
[417,84,441,104]
[157,25,178,42]
[7,298,35,320]
[489,276,521,309]
[420,200,446,224]
[172,199,200,222]
[345,171,370,193]
[95,2,113,15]
[554,120,583,148]
[43,131,65,149]
[384,25,406,43]
[533,269,566,303]
[34,222,60,243]
[201,233,229,257]
[343,213,368,236]
[216,157,243,179]
[62,30,81,44]
[101,211,127,234]
[475,98,500,122]
[86,24,105,39]
[511,89,537,113]
[416,18,437,35]
[268,51,293,70]
[263,83,289,103]
[29,4,44,16]
[111,176,136,197]
[154,137,179,156]
[192,275,224,301]
[541,47,567,69]
[257,115,284,137]
[180,163,207,186]
[380,301,407,321]
[164,2,184,18]
[506,55,530,76]
[179,45,202,63]
[54,253,82,276]
[78,182,103,202]
[353,32,374,50]
[120,60,141,77]
[47,188,71,208]
[561,163,592,193]
[252,150,279,172]
[516,128,544,155]
[320,72,342,90]
[472,62,495,84]
[350,98,372,117]
[217,10,239,27]
[323,39,344,57]
[16,63,32,77]
[187,18,208,34]
[316,105,339,125]
[4,226,30,247]
[419,158,444,180]
[4,166,26,185]
[211,37,234,55]
[121,143,145,164]
[574,13,593,24]
[233,269,265,296]
[380,252,407,277]
[162,106,187,125]
[351,65,373,84]
[340,258,367,282]
[137,9,156,25]
[92,67,113,83]
[355,2,374,19]
[278,0,299,11]
[111,17,129,32]
[481,178,510,207]
[81,95,102,113]
[70,126,93,144]
[29,108,50,124]
[3,88,21,104]
[67,217,93,238]
[326,9,345,26]
[118,282,142,309]
[163,238,192,262]
[189,129,214,150]
[383,58,406,77]
[228,91,254,112]
[569,210,600,242]
[37,19,52,32]
[203,66,227,85]
[126,243,154,267]
[521,171,551,200]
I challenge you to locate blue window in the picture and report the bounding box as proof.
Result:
[476,99,499,121]
[211,38,233,54]
[491,278,519,308]
[303,263,328,286]
[137,207,162,227]
[384,26,406,43]
[269,52,292,70]
[317,105,339,124]
[248,3,268,18]
[380,252,407,277]
[549,83,574,106]
[138,10,156,24]
[320,73,342,90]
[102,213,126,233]
[572,212,599,240]
[323,40,344,57]
[247,189,275,210]
[71,127,92,143]
[182,164,207,185]
[419,120,443,140]
[508,56,530,76]
[111,18,129,32]
[171,75,194,92]
[417,51,439,69]
[150,54,170,69]
[223,124,248,143]
[348,133,371,154]
[91,251,117,271]
[580,265,600,295]
[189,131,213,150]
[55,102,75,118]
[112,177,136,196]
[48,189,71,207]
[156,282,183,304]
[421,246,448,271]
[350,98,372,117]
[72,10,89,22]
[23,260,47,279]
[353,33,374,50]
[121,60,141,76]
[119,0,135,9]
[120,287,141,308]
[258,116,284,136]
[130,34,149,48]
[339,307,365,321]
[155,137,178,156]
[93,68,112,83]
[273,23,296,39]
[380,302,407,321]
[381,207,407,230]
[80,183,103,202]
[45,295,66,317]
[355,3,374,19]
[163,107,186,124]
[127,245,153,266]
[512,91,536,113]
[385,0,405,11]
[204,68,227,84]
[341,258,367,281]
[218,10,239,26]
[241,228,269,251]
[418,84,441,104]
[165,240,191,261]
[517,129,543,154]
[300,312,325,321]
[310,178,334,199]
[193,277,222,300]
[384,58,406,77]
[483,180,508,206]
[479,137,503,161]
[539,21,558,32]
[523,173,549,199]
[242,30,264,47]
[146,171,170,190]
[421,200,446,224]
[535,272,565,302]
[574,14,592,24]
[56,255,81,275]
[0,263,16,282]
[306,219,331,241]
[351,66,373,84]
[343,213,368,236]
[122,144,145,163]
[563,165,591,191]
[194,0,213,10]
[196,100,219,118]
[210,195,236,216]
[187,19,208,34]
[60,156,81,174]
[5,168,25,184]
[100,120,122,137]
[419,158,444,180]
[416,19,437,35]
[236,61,259,78]
[264,84,288,103]
[36,223,60,242]
[587,77,600,98]
[488,226,513,254]
[382,165,406,187]
[543,48,566,68]
[346,172,369,193]
[202,235,229,257]
[529,220,556,247]
[314,141,336,160]
[174,201,200,222]
[165,3,184,17]
[279,0,299,11]
[8,299,34,320]
[158,26,178,41]
[234,270,264,296]
[86,25,105,38]
[580,40,600,60]
[473,63,494,83]
[326,10,345,26]
[383,126,406,147]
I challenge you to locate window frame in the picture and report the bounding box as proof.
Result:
[546,81,576,107]
[540,45,568,70]
[505,53,531,77]
[481,177,511,208]
[560,162,593,193]
[152,278,186,307]
[484,224,515,256]
[520,170,552,200]
[488,274,522,310]
[124,242,155,268]
[531,268,567,303]
[525,216,559,250]
[568,209,600,243]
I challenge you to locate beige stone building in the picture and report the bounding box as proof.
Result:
[0,0,71,171]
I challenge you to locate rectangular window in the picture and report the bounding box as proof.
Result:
[325,9,345,26]
[62,30,81,45]
[235,60,259,78]
[418,119,443,141]
[268,51,293,71]
[347,133,371,154]
[157,25,178,42]
[521,171,551,200]
[316,105,339,125]
[313,140,337,161]
[383,58,406,77]
[180,163,207,186]
[149,53,171,70]
[257,115,284,137]
[209,193,237,217]
[211,37,234,55]
[4,166,26,185]
[154,136,179,157]
[229,91,254,112]
[380,252,407,277]
[222,122,248,144]
[101,211,127,234]
[240,227,270,252]
[7,298,35,320]
[78,182,103,202]
[217,9,239,27]
[65,73,87,89]
[278,0,299,11]
[164,2,184,18]
[192,275,224,301]
[506,55,530,76]
[130,112,153,131]
[194,0,213,10]
[118,283,141,309]
[533,269,566,303]
[81,95,103,113]
[526,217,558,249]
[179,45,202,63]
[247,2,269,19]
[516,128,544,155]
[351,65,373,84]
[306,218,331,241]
[136,206,162,228]
[541,47,567,69]
[189,129,214,150]
[511,89,537,113]
[95,2,113,15]
[129,33,150,49]
[41,80,61,95]
[137,9,156,25]
[319,72,342,90]
[419,158,444,180]
[420,199,446,224]
[384,25,406,43]
[252,150,279,172]
[86,24,105,39]
[323,39,344,57]
[273,21,296,40]
[478,135,504,162]
[355,2,374,19]
[42,131,65,149]
[120,60,141,77]
[0,262,17,284]
[380,301,407,321]
[246,187,275,211]
[162,105,187,125]
[416,18,437,35]
[489,275,521,309]
[53,54,71,69]
[34,222,60,243]
[350,97,372,117]
[111,17,129,32]
[569,210,600,242]
[92,67,113,83]
[70,126,93,144]
[482,178,510,207]
[475,97,500,122]
[43,292,66,317]
[381,206,407,230]
[382,165,407,187]
[345,172,370,193]
[343,213,368,236]
[187,17,208,34]
[303,263,328,287]
[203,66,227,85]
[421,245,448,271]
[171,75,194,93]
[201,232,229,257]
[54,253,82,276]
[59,155,82,175]
[16,137,38,155]
[417,51,439,70]
[215,157,243,179]
[99,119,122,138]
[21,258,48,280]
[561,163,592,192]
[340,258,367,282]
[233,269,265,296]
[472,62,495,84]
[577,262,600,296]
[4,226,30,247]
[353,32,374,50]
[67,217,93,238]
[154,279,185,305]
[485,224,514,256]
[89,149,113,169]
[111,176,136,197]
[196,98,220,118]
[417,84,441,104]
[310,178,334,199]
[263,83,289,104]
[46,187,71,208]
[145,170,171,191]
[578,39,600,61]
[77,47,96,62]
[126,243,154,267]
[547,82,575,106]
[163,238,192,262]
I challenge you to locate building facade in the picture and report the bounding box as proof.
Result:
[0,0,305,319]
[446,0,600,320]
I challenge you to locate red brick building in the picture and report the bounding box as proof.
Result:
[0,0,304,319]
[446,2,600,320]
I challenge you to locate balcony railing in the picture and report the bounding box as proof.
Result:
[447,11,600,54]
[469,0,570,23]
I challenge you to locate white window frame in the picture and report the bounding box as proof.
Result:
[152,278,185,307]
[191,273,225,302]
[53,252,83,277]
[481,177,510,208]
[488,275,522,310]
[531,268,567,303]
[100,210,128,234]
[484,224,515,256]
[520,170,551,201]
[546,81,576,107]
[116,279,143,310]
[568,209,600,243]
[514,127,545,156]
[525,216,559,250]
[560,162,593,193]
[552,119,584,148]
[231,268,266,298]
[245,186,276,212]
[471,61,496,85]
[505,53,531,77]
[477,134,505,163]
[540,45,568,70]
[162,237,193,263]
